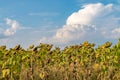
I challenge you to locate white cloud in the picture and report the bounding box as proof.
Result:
[103,27,120,39]
[66,3,113,25]
[112,28,120,33]
[4,18,20,36]
[52,24,96,43]
[40,3,119,45]
[111,28,120,38]
[0,18,20,38]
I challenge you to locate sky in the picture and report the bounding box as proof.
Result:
[0,0,120,48]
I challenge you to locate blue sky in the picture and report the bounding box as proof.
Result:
[0,0,120,48]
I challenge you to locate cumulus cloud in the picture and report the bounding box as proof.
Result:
[66,3,113,25]
[52,24,96,43]
[111,28,120,38]
[4,18,20,36]
[40,3,120,45]
[0,18,20,38]
[103,27,120,39]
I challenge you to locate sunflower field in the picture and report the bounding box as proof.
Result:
[0,40,120,80]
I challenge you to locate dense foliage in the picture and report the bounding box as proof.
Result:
[0,40,120,80]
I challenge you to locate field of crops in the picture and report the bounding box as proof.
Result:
[0,40,120,80]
